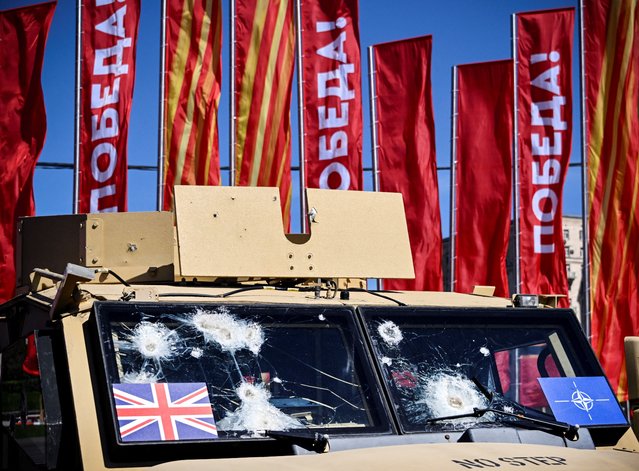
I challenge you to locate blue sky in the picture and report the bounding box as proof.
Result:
[4,0,580,234]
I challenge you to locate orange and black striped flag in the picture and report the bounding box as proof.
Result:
[163,0,222,210]
[585,0,639,399]
[234,0,295,227]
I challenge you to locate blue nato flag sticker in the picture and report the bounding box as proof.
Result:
[538,376,628,426]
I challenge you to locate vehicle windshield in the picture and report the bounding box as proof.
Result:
[92,302,390,444]
[360,306,610,433]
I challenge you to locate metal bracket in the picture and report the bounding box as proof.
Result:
[49,264,96,319]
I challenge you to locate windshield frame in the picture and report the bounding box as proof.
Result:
[358,305,625,439]
[88,300,394,454]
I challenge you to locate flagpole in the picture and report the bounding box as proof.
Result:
[157,0,167,210]
[368,45,382,291]
[73,0,82,214]
[511,14,521,294]
[367,46,380,193]
[450,66,458,293]
[295,0,308,232]
[229,0,236,186]
[578,0,591,337]
[511,19,523,403]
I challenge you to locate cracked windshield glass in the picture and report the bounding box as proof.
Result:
[93,302,388,441]
[362,307,587,433]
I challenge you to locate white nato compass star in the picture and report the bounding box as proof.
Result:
[553,380,610,421]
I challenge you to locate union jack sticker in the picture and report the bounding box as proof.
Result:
[112,383,218,442]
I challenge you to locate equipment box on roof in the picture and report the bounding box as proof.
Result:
[15,212,175,288]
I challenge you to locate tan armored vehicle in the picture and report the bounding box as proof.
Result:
[1,187,638,470]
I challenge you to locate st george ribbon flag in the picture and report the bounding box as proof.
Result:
[301,0,362,191]
[79,0,141,213]
[585,0,639,399]
[454,60,513,298]
[234,0,295,227]
[515,8,573,306]
[374,36,442,291]
[0,1,56,303]
[163,0,222,210]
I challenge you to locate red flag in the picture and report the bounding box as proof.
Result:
[516,8,573,304]
[0,1,56,303]
[455,60,513,297]
[301,0,362,191]
[234,0,295,227]
[78,0,140,213]
[374,36,442,291]
[586,0,639,399]
[163,0,222,210]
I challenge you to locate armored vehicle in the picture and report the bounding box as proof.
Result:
[1,187,638,470]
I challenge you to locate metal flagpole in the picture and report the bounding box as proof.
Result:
[368,46,382,290]
[295,0,308,232]
[73,0,82,214]
[511,21,523,400]
[578,0,591,337]
[511,14,521,293]
[367,47,380,194]
[157,0,167,210]
[229,0,236,186]
[450,66,458,293]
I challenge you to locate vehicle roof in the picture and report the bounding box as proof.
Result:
[75,283,515,309]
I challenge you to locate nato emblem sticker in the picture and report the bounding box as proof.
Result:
[538,376,627,426]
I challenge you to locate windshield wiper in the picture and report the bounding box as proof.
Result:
[426,407,579,441]
[264,430,330,454]
[425,377,579,441]
[425,407,579,441]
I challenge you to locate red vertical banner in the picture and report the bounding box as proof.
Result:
[374,36,442,291]
[586,0,639,399]
[516,8,573,304]
[0,2,56,303]
[163,0,222,210]
[79,0,140,213]
[455,60,513,297]
[301,0,362,191]
[234,0,295,227]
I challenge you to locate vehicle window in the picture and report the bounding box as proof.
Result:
[92,302,390,444]
[494,342,562,409]
[360,307,608,434]
[0,337,45,466]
